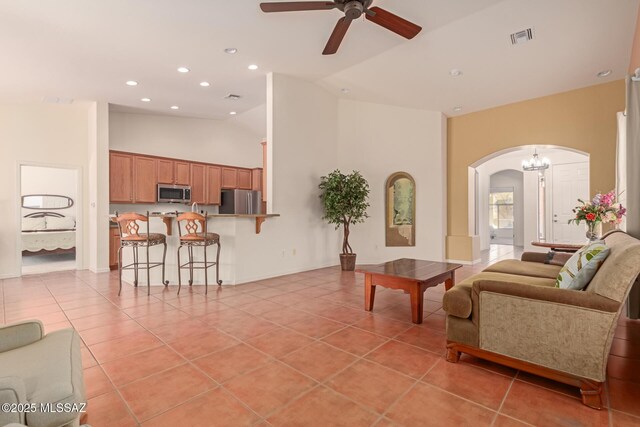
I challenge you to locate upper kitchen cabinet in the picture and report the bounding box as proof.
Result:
[175,161,190,185]
[190,163,206,204]
[158,159,191,186]
[157,159,174,184]
[133,156,157,203]
[109,152,133,203]
[237,169,252,190]
[221,167,237,189]
[206,165,222,205]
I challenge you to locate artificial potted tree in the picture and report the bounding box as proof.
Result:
[319,169,370,271]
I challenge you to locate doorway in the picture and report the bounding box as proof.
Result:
[551,162,589,243]
[20,165,80,275]
[470,146,590,254]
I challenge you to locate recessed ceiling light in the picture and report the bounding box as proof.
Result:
[170,105,179,110]
[248,64,259,71]
[224,48,238,54]
[596,69,612,78]
[177,67,190,73]
[341,88,350,94]
[229,111,237,115]
[200,81,211,87]
[141,98,151,102]
[449,69,463,77]
[453,106,463,112]
[126,80,138,86]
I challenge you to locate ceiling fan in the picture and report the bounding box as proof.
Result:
[259,1,422,55]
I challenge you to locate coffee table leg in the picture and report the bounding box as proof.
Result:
[445,271,455,291]
[364,274,376,311]
[410,286,424,324]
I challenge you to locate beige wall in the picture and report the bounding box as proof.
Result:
[447,80,625,261]
[0,102,91,277]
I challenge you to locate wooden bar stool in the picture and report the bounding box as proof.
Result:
[115,211,169,296]
[176,211,222,295]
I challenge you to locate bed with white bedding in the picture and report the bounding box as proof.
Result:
[21,212,76,255]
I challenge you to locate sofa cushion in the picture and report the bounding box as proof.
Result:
[556,241,609,290]
[443,272,557,319]
[0,329,86,427]
[484,259,562,279]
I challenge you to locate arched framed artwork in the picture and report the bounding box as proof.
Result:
[385,172,416,246]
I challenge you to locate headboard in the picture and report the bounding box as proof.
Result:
[24,212,66,219]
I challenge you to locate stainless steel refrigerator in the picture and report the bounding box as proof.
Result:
[219,189,262,214]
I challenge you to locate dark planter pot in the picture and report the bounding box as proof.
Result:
[339,253,357,271]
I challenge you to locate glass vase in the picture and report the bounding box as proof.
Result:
[585,222,601,242]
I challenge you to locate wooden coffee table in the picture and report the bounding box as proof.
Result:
[356,258,462,324]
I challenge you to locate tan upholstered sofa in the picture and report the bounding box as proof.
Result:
[443,230,640,409]
[0,320,86,427]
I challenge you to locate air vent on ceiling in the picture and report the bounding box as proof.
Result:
[224,94,241,100]
[42,96,74,104]
[510,28,534,45]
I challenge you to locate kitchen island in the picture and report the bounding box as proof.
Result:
[110,210,280,286]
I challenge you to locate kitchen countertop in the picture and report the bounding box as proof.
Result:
[109,212,280,234]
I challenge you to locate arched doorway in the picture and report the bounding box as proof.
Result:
[469,145,590,258]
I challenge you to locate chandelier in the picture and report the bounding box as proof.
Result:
[522,151,550,171]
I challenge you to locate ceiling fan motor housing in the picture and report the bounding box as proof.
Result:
[344,1,364,19]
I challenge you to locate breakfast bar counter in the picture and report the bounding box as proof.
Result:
[110,210,281,286]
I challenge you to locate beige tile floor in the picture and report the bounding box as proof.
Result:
[1,246,639,426]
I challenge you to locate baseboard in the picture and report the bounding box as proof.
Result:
[235,261,339,285]
[89,267,111,274]
[0,272,20,279]
[446,258,482,265]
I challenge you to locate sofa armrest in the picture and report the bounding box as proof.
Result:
[0,320,44,353]
[520,252,549,263]
[472,280,619,312]
[0,376,27,426]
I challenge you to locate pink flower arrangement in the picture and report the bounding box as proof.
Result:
[569,190,626,227]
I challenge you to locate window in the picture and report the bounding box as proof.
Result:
[489,189,514,229]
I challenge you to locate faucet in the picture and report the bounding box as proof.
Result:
[191,202,199,213]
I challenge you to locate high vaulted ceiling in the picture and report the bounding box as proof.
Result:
[0,0,637,119]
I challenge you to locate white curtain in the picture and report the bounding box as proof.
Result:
[616,111,627,231]
[625,76,640,319]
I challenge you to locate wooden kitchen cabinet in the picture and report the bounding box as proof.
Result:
[158,159,190,186]
[206,165,222,205]
[109,152,133,203]
[133,156,157,203]
[251,168,262,192]
[190,163,206,204]
[175,161,190,185]
[109,227,120,270]
[157,159,174,184]
[237,169,252,190]
[222,167,238,189]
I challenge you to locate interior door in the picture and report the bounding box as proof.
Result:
[552,162,589,243]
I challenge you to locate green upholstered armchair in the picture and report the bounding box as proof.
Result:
[443,231,640,409]
[0,320,86,427]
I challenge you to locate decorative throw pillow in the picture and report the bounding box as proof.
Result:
[22,217,46,231]
[46,216,76,230]
[555,241,610,290]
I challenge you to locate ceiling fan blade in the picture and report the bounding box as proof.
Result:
[323,17,352,55]
[260,2,336,12]
[365,6,422,39]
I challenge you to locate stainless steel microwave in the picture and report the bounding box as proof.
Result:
[157,184,191,203]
